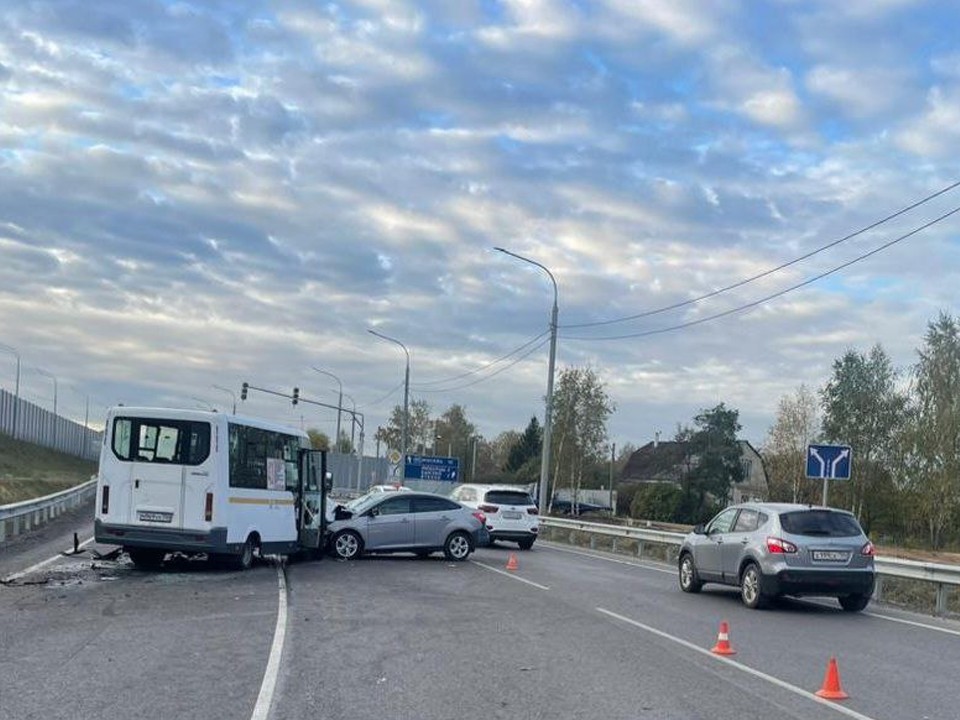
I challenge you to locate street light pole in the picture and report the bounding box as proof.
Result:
[368,330,410,463]
[311,367,343,450]
[211,385,237,414]
[495,247,558,516]
[0,342,21,440]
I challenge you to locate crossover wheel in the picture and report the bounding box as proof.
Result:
[740,562,768,609]
[517,538,535,551]
[678,553,703,593]
[443,531,473,561]
[838,593,870,612]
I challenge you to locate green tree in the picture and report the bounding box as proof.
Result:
[434,403,478,475]
[821,344,906,519]
[902,313,960,548]
[376,398,433,454]
[506,416,541,473]
[630,483,685,522]
[548,366,615,513]
[306,428,330,450]
[763,385,820,503]
[677,403,745,521]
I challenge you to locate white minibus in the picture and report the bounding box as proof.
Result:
[95,407,328,569]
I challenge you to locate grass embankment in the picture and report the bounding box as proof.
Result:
[0,433,97,505]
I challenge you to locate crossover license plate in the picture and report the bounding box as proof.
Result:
[502,511,523,520]
[812,550,848,561]
[138,511,173,523]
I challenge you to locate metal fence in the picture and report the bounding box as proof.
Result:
[0,389,101,461]
[540,516,960,616]
[0,478,97,544]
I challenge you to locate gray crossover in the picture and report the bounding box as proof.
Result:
[678,503,876,611]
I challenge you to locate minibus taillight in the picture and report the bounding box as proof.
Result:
[101,486,109,514]
[205,492,213,522]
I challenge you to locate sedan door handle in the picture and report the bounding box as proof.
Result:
[740,538,749,544]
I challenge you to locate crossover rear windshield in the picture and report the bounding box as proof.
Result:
[484,490,534,506]
[779,510,862,537]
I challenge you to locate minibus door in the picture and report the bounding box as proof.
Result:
[297,449,328,550]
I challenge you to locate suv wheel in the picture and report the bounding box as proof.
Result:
[517,538,535,551]
[740,562,768,609]
[678,553,703,593]
[838,593,870,612]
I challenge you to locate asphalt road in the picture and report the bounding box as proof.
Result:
[3,518,960,720]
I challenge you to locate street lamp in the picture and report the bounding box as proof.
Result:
[368,329,410,461]
[311,367,343,449]
[35,367,58,451]
[0,342,21,439]
[495,247,558,516]
[212,384,237,414]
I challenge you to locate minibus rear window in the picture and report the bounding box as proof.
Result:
[112,417,211,466]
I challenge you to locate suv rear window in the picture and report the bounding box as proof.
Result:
[484,490,534,506]
[779,510,862,537]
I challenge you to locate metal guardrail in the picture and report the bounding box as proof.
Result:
[541,516,960,615]
[0,478,98,543]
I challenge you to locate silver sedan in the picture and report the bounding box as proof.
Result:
[327,492,488,561]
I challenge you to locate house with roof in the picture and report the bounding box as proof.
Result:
[620,438,768,505]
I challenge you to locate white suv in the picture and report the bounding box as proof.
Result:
[450,484,539,550]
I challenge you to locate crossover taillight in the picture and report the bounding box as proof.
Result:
[860,541,875,556]
[205,492,214,522]
[472,511,487,525]
[479,504,499,513]
[766,536,798,554]
[101,486,110,514]
[527,507,539,515]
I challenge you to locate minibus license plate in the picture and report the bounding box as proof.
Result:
[139,511,173,523]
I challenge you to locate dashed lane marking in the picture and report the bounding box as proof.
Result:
[470,560,550,591]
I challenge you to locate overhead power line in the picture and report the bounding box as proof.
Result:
[561,179,960,330]
[416,335,551,394]
[562,204,960,342]
[410,328,550,388]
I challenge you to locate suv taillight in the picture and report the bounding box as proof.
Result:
[766,536,798,554]
[472,511,487,525]
[860,541,875,556]
[527,507,539,515]
[479,504,499,513]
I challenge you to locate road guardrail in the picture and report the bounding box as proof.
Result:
[541,516,960,616]
[0,478,97,544]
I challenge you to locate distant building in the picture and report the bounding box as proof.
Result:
[621,439,768,505]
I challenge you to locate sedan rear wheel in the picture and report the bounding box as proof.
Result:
[740,562,768,609]
[443,531,472,561]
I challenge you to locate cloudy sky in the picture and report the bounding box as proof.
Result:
[1,0,958,453]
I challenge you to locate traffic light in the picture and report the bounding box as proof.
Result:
[240,382,248,401]
[292,387,299,405]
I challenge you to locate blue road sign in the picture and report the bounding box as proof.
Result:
[404,454,460,482]
[805,444,852,480]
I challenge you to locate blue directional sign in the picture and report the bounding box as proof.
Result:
[404,454,460,482]
[806,444,852,480]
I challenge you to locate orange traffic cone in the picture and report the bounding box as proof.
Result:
[815,657,849,700]
[505,553,519,571]
[710,621,736,655]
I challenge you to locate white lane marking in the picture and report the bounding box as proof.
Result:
[1,536,95,583]
[799,597,960,638]
[597,608,878,720]
[471,560,550,591]
[250,560,288,720]
[540,541,675,575]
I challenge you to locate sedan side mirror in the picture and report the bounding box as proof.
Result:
[693,523,706,535]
